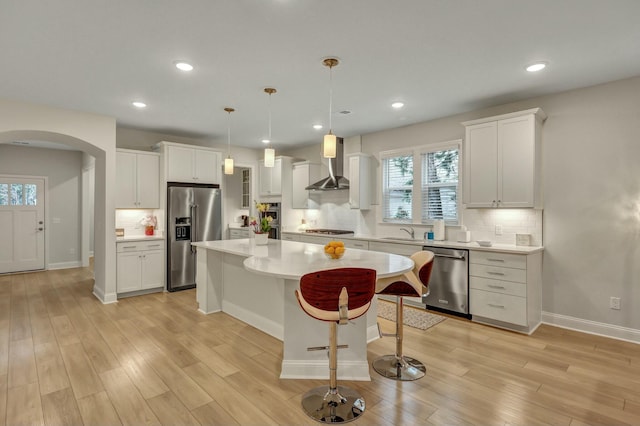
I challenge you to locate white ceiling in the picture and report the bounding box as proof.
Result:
[2,0,640,150]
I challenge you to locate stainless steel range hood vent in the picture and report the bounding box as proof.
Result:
[305,138,350,191]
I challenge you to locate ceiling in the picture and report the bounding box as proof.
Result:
[2,0,640,150]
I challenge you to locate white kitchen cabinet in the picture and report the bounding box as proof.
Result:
[229,228,250,239]
[469,249,542,333]
[463,108,546,208]
[157,142,221,184]
[281,232,301,242]
[116,240,165,294]
[259,157,283,196]
[115,149,160,208]
[298,234,332,245]
[348,153,372,210]
[292,161,321,209]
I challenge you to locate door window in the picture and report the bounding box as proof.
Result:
[0,182,38,206]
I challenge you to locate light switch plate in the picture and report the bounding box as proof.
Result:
[495,224,503,235]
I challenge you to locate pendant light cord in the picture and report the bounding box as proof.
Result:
[227,111,231,157]
[268,92,272,142]
[328,65,333,133]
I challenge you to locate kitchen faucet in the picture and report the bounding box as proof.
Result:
[399,227,415,239]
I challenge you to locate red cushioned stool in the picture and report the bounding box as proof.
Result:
[296,268,376,424]
[373,250,434,381]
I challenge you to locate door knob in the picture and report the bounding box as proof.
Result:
[37,227,43,231]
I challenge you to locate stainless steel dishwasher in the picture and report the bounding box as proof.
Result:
[422,246,469,317]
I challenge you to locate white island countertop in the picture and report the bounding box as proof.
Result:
[192,239,414,280]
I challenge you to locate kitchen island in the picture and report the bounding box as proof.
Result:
[191,239,414,381]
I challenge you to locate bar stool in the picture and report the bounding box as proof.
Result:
[373,250,434,381]
[295,267,377,424]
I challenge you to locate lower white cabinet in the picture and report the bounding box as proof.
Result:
[116,240,165,294]
[469,250,542,333]
[229,228,250,239]
[281,233,301,242]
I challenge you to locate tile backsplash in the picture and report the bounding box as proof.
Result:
[115,209,161,237]
[461,208,543,246]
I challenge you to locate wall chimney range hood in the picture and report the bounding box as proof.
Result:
[305,138,349,190]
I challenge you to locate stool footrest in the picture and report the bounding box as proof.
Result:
[307,344,348,352]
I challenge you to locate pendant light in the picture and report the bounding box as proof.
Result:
[263,88,276,168]
[224,107,235,175]
[322,58,339,158]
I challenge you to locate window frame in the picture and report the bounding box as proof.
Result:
[419,141,461,225]
[380,140,461,226]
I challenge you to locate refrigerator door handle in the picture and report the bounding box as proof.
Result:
[190,204,198,253]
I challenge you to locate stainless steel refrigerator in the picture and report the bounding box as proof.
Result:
[167,183,222,292]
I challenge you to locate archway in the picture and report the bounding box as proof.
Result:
[0,121,116,303]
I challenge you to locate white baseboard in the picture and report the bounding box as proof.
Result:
[48,261,82,270]
[92,285,117,304]
[542,311,640,344]
[280,359,371,381]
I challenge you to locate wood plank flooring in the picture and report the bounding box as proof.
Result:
[0,266,639,425]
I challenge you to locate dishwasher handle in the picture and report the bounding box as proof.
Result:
[433,252,466,260]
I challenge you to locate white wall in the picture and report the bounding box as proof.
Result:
[0,145,83,266]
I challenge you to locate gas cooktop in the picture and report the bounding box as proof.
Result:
[305,229,354,235]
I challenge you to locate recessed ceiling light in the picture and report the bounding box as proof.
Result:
[526,62,547,72]
[391,102,404,109]
[174,61,194,71]
[313,124,323,130]
[262,139,270,144]
[132,101,147,108]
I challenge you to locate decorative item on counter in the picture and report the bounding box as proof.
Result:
[427,230,434,240]
[324,240,346,259]
[298,218,309,232]
[457,226,471,242]
[140,215,157,236]
[433,219,445,241]
[251,200,272,245]
[516,233,532,246]
[115,228,125,237]
[477,240,492,247]
[241,215,249,227]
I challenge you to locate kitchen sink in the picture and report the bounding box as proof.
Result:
[380,237,425,242]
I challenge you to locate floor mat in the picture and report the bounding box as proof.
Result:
[377,299,446,330]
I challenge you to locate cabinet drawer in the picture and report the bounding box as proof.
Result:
[229,229,249,239]
[343,240,369,250]
[470,289,527,326]
[281,234,300,241]
[470,264,526,284]
[470,251,526,269]
[470,276,526,297]
[117,241,164,252]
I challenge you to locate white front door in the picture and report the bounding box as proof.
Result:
[0,176,46,273]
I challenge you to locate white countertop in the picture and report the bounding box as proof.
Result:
[116,235,165,243]
[192,239,414,280]
[283,230,543,254]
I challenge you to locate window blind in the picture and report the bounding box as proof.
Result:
[382,154,413,222]
[421,148,459,224]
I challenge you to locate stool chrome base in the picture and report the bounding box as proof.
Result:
[301,385,365,423]
[372,354,426,381]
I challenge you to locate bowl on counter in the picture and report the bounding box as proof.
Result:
[324,241,346,259]
[476,240,493,247]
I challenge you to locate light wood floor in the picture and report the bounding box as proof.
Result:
[1,267,639,425]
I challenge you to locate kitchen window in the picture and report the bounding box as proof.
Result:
[381,153,413,222]
[421,145,459,224]
[381,140,460,225]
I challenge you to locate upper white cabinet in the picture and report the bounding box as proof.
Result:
[115,149,160,209]
[154,142,221,184]
[462,108,546,208]
[292,161,321,209]
[348,153,372,210]
[259,157,283,196]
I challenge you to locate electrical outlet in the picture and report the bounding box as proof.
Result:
[610,297,621,310]
[495,224,503,235]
